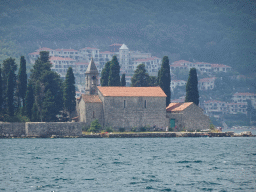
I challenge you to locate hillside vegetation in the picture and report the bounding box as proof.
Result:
[0,0,256,75]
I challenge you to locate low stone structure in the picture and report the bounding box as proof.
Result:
[0,122,83,137]
[166,102,210,131]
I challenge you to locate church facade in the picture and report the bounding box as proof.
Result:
[76,58,168,130]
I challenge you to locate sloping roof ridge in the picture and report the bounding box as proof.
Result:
[120,44,129,50]
[85,58,98,74]
[82,94,102,103]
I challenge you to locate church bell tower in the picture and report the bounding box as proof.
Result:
[85,58,99,95]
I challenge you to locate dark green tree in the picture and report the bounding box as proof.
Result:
[63,67,76,121]
[42,89,57,122]
[31,103,40,122]
[131,64,150,87]
[108,56,120,86]
[88,119,101,132]
[149,76,158,86]
[6,71,15,116]
[100,61,111,86]
[185,68,199,105]
[2,58,17,110]
[121,74,126,86]
[25,81,34,120]
[0,67,2,113]
[17,56,27,108]
[158,56,171,106]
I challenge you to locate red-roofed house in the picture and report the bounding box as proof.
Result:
[166,102,210,131]
[227,102,247,115]
[232,92,256,108]
[202,100,227,118]
[171,80,187,92]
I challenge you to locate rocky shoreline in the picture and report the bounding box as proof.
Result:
[1,131,255,138]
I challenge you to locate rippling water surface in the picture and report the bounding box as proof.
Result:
[1,137,256,191]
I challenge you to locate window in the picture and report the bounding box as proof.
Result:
[144,100,147,108]
[124,100,126,108]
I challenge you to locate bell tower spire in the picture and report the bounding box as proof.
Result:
[85,58,99,95]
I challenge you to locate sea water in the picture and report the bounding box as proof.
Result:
[1,137,255,191]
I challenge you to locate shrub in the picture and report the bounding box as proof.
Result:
[131,127,137,132]
[168,127,173,131]
[119,127,125,132]
[139,127,147,132]
[106,126,113,132]
[88,119,101,133]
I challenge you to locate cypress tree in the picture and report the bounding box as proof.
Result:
[0,67,2,113]
[121,74,126,86]
[108,56,120,86]
[25,81,34,120]
[42,89,56,122]
[6,71,15,116]
[2,58,17,110]
[100,61,111,86]
[31,103,40,122]
[63,67,76,121]
[185,68,199,105]
[158,56,171,106]
[131,64,150,87]
[17,56,27,108]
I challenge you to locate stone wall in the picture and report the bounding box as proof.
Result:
[102,96,167,130]
[0,122,83,137]
[0,122,25,137]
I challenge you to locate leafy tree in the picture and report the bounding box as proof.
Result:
[158,56,171,106]
[185,68,199,105]
[42,89,57,122]
[131,64,150,87]
[121,73,126,86]
[100,61,111,86]
[108,56,120,86]
[149,76,158,86]
[63,67,76,121]
[88,119,101,132]
[25,81,34,120]
[6,71,15,116]
[17,56,27,109]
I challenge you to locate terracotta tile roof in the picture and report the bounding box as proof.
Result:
[81,94,102,103]
[172,60,191,65]
[166,103,182,111]
[55,49,78,52]
[29,51,40,55]
[166,102,193,112]
[49,56,75,61]
[97,86,166,97]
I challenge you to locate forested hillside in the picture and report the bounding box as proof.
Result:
[0,0,255,75]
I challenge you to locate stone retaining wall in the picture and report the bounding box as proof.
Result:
[0,122,84,137]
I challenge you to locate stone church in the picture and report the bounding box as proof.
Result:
[76,58,168,130]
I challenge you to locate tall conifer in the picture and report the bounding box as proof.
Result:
[17,56,27,108]
[25,81,34,120]
[158,56,171,106]
[100,61,111,86]
[185,68,199,105]
[6,71,15,116]
[108,56,120,86]
[63,67,76,120]
[121,74,126,86]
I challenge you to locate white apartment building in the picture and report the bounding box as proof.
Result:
[171,80,187,92]
[227,102,247,115]
[198,77,216,90]
[211,64,232,73]
[202,100,227,118]
[49,56,76,78]
[232,92,256,108]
